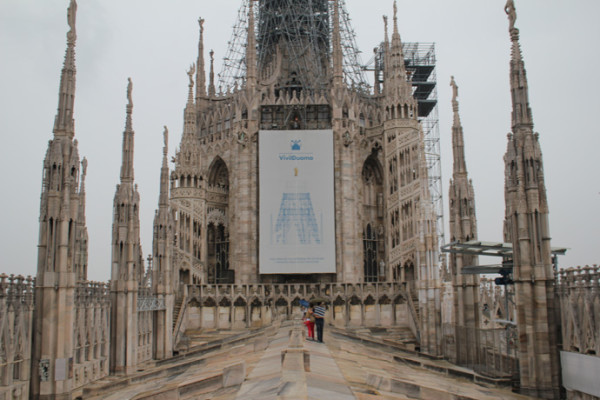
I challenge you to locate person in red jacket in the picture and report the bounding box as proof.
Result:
[303,303,315,341]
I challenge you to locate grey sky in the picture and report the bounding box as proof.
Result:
[0,0,598,282]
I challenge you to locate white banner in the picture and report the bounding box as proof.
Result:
[259,130,335,274]
[561,351,600,397]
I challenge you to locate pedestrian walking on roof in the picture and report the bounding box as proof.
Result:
[313,302,326,343]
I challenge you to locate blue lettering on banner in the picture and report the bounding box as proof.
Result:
[279,153,314,161]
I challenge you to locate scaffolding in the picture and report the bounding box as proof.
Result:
[404,43,445,252]
[367,42,445,250]
[217,2,445,250]
[218,0,368,92]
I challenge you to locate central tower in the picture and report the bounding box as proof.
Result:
[163,0,443,353]
[257,0,331,91]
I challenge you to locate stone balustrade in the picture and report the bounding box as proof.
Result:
[0,275,34,400]
[183,282,411,333]
[0,274,34,305]
[72,281,111,390]
[556,265,599,356]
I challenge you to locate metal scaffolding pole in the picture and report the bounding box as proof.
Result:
[218,0,368,92]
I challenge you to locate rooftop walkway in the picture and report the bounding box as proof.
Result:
[81,319,537,399]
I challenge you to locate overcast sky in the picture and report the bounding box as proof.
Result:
[0,0,598,282]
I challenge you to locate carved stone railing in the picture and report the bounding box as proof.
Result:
[556,265,599,356]
[173,287,188,349]
[182,282,409,333]
[136,287,156,363]
[72,281,110,390]
[405,283,421,343]
[137,287,165,312]
[0,275,34,399]
[186,282,406,306]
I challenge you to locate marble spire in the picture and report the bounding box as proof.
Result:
[53,0,78,138]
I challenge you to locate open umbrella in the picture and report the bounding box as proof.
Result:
[299,299,310,308]
[309,297,329,304]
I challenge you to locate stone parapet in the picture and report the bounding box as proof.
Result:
[0,275,34,400]
[557,265,600,357]
[72,281,111,390]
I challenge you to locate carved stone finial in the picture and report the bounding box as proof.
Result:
[383,15,388,39]
[198,17,204,32]
[505,0,517,32]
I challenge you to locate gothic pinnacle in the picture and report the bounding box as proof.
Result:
[505,0,533,129]
[53,0,78,138]
[450,76,467,175]
[120,78,135,183]
[187,63,196,105]
[208,49,216,97]
[450,76,460,125]
[246,0,257,88]
[332,0,343,87]
[195,18,207,101]
[393,0,399,37]
[159,126,169,207]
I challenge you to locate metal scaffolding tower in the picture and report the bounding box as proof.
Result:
[404,43,445,251]
[218,0,368,91]
[217,2,445,250]
[367,42,446,250]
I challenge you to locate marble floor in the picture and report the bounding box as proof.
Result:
[82,320,538,399]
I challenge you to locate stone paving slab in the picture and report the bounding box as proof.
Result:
[326,330,535,400]
[82,322,541,400]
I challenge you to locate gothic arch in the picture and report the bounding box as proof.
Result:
[275,298,288,307]
[234,297,247,307]
[362,155,385,282]
[208,157,229,189]
[219,297,232,307]
[207,222,230,284]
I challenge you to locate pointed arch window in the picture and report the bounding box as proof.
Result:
[208,223,231,284]
[362,155,385,281]
[363,224,378,282]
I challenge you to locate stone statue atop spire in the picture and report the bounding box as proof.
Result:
[505,0,517,32]
[82,156,88,177]
[450,76,461,126]
[188,64,195,87]
[67,0,77,43]
[163,125,169,155]
[450,76,458,105]
[127,77,133,108]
